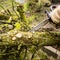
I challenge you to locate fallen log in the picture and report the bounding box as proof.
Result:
[0,31,60,60]
[0,31,60,47]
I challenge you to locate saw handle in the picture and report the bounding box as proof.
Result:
[50,5,57,11]
[45,5,58,20]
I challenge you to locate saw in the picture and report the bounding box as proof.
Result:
[29,10,52,32]
[30,5,59,32]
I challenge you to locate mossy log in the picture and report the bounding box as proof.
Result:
[0,31,60,47]
[0,31,60,60]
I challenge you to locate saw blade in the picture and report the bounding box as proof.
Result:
[30,18,49,32]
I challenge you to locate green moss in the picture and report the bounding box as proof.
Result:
[0,13,9,20]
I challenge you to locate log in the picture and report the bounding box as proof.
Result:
[0,31,60,47]
[0,31,60,60]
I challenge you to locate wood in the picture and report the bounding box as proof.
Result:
[0,31,60,47]
[42,46,60,58]
[0,31,60,59]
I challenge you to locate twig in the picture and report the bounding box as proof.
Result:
[0,4,9,14]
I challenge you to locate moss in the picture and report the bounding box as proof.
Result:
[0,31,60,60]
[17,5,26,22]
[0,0,60,60]
[17,5,31,31]
[0,13,9,20]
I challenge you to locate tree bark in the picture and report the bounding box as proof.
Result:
[0,31,60,47]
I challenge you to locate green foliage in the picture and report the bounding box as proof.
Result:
[0,13,9,20]
[0,0,31,32]
[17,5,27,22]
[14,22,21,30]
[27,15,36,24]
[0,0,56,60]
[16,5,31,31]
[27,0,51,12]
[23,3,28,12]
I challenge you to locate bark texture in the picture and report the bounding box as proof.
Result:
[0,31,60,46]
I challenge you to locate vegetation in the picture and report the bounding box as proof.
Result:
[0,0,60,60]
